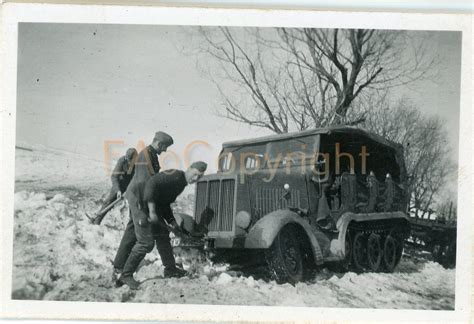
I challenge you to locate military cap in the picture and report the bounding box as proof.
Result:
[126,147,137,160]
[153,131,174,146]
[190,161,207,173]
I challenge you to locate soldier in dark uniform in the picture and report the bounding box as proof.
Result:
[93,148,138,225]
[112,131,174,285]
[118,161,207,289]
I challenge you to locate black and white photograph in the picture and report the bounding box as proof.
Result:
[0,3,472,322]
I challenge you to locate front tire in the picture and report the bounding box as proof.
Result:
[265,225,304,284]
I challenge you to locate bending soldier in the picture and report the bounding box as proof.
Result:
[117,162,207,290]
[93,148,137,225]
[112,131,174,286]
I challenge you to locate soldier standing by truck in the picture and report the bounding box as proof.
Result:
[112,131,174,286]
[92,147,138,225]
[117,162,207,290]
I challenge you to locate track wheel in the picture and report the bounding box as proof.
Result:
[265,225,304,284]
[393,232,404,266]
[382,235,398,272]
[367,233,382,272]
[352,232,366,272]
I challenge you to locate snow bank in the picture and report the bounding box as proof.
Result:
[215,273,234,285]
[12,190,129,301]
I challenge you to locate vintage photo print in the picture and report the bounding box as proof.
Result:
[0,3,472,322]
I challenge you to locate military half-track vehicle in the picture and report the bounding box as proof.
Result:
[193,126,410,283]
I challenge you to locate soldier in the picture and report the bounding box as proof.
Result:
[93,148,138,225]
[112,131,174,285]
[117,161,207,289]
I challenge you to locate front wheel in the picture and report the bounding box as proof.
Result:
[265,225,304,284]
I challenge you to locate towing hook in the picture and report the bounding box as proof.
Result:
[278,184,292,209]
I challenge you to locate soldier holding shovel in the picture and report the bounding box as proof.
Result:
[92,147,137,225]
[117,162,208,290]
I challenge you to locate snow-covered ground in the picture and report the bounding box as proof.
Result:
[11,146,455,309]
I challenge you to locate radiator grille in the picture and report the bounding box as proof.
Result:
[219,179,235,231]
[195,179,235,232]
[255,188,301,216]
[195,181,208,223]
[207,181,221,230]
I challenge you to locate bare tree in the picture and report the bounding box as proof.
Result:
[279,29,433,125]
[196,27,310,133]
[361,98,456,218]
[196,27,434,132]
[436,198,457,222]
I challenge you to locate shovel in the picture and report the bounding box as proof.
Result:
[86,197,123,225]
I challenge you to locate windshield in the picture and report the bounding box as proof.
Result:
[218,135,319,172]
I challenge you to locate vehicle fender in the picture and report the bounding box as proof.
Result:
[244,210,324,265]
[335,211,410,257]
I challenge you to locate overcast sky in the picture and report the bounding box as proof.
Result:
[16,24,462,172]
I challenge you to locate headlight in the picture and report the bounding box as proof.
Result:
[235,210,251,229]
